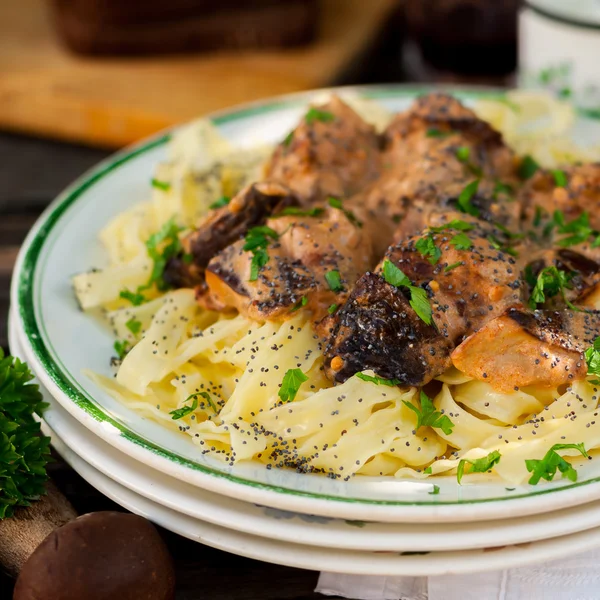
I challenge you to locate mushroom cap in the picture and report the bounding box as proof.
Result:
[14,511,175,600]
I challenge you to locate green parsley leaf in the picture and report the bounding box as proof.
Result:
[415,235,442,265]
[429,220,475,233]
[450,232,473,250]
[494,222,524,240]
[533,205,544,227]
[114,340,130,361]
[276,207,325,218]
[356,372,401,386]
[525,443,588,485]
[423,466,433,474]
[278,368,309,403]
[429,484,440,495]
[585,336,600,376]
[199,391,217,413]
[553,210,594,247]
[249,248,269,281]
[209,196,231,210]
[325,270,344,292]
[457,450,501,484]
[444,261,463,273]
[143,218,184,292]
[487,234,518,257]
[519,155,540,180]
[328,303,338,315]
[283,131,294,147]
[552,169,568,187]
[493,181,514,199]
[0,349,52,519]
[291,296,309,312]
[403,391,454,435]
[120,289,146,306]
[151,178,171,192]
[125,317,142,336]
[328,196,363,228]
[426,128,454,138]
[456,146,470,162]
[305,108,335,125]
[457,180,480,217]
[528,266,574,309]
[381,260,432,325]
[169,395,199,420]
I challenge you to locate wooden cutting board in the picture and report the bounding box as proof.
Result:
[0,0,397,148]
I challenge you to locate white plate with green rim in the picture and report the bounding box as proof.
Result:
[38,395,600,576]
[12,84,600,523]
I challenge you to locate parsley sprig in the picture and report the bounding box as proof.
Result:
[585,336,600,380]
[519,155,540,180]
[356,372,400,386]
[243,226,279,281]
[0,349,51,519]
[415,235,441,265]
[279,369,308,403]
[552,211,600,248]
[381,259,432,325]
[528,266,576,310]
[305,108,335,124]
[526,443,588,485]
[457,450,501,484]
[456,180,480,217]
[325,270,344,293]
[403,391,454,435]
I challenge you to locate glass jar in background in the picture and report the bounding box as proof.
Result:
[403,0,520,86]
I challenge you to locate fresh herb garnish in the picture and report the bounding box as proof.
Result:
[328,196,363,228]
[125,317,142,336]
[585,336,600,377]
[144,218,185,292]
[553,211,597,247]
[487,235,518,257]
[449,232,473,250]
[456,180,480,217]
[403,391,454,435]
[415,235,441,265]
[328,303,338,314]
[276,207,325,218]
[381,259,432,325]
[429,220,475,233]
[209,196,231,210]
[244,226,279,282]
[457,450,501,484]
[199,391,217,413]
[278,368,309,403]
[456,146,470,162]
[533,205,544,227]
[325,270,344,292]
[151,178,171,192]
[519,155,540,180]
[283,131,294,147]
[525,443,588,485]
[305,108,335,125]
[169,395,199,420]
[494,222,524,240]
[429,485,440,495]
[120,289,146,306]
[0,350,51,518]
[291,296,309,312]
[356,372,400,386]
[552,169,568,187]
[493,181,514,199]
[426,128,454,138]
[114,340,130,361]
[444,261,463,273]
[528,266,574,310]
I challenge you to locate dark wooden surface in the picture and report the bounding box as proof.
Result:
[0,132,329,600]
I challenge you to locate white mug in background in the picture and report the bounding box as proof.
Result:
[519,0,600,117]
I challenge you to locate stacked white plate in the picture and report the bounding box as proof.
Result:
[10,85,600,576]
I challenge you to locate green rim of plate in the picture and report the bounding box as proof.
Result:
[16,85,600,506]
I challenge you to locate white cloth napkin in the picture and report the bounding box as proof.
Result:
[316,549,600,600]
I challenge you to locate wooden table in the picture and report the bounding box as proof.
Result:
[0,132,334,599]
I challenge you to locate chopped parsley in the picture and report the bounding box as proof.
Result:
[114,340,130,361]
[125,317,142,336]
[381,259,432,325]
[552,210,599,247]
[209,196,231,210]
[243,226,279,282]
[444,261,463,273]
[151,178,171,192]
[457,450,501,484]
[276,207,325,218]
[325,270,344,293]
[456,146,470,162]
[199,391,217,413]
[487,234,518,257]
[291,296,309,312]
[144,218,184,292]
[415,235,441,265]
[120,289,146,306]
[429,485,440,495]
[528,266,574,310]
[305,108,335,125]
[525,443,588,485]
[456,180,480,217]
[493,181,514,199]
[552,169,568,187]
[426,128,454,138]
[356,372,400,386]
[429,219,475,233]
[169,395,199,420]
[283,131,294,146]
[278,368,308,403]
[585,336,600,377]
[328,196,362,228]
[519,155,540,180]
[402,391,454,435]
[449,232,472,250]
[328,303,338,315]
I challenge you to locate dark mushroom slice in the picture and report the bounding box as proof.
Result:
[451,307,600,392]
[163,181,298,289]
[325,216,524,385]
[266,95,382,203]
[200,206,376,324]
